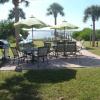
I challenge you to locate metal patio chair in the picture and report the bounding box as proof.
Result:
[10,47,26,65]
[32,47,48,67]
[55,41,65,57]
[65,42,81,57]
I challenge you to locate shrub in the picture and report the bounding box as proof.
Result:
[72,28,92,41]
[95,30,100,40]
[0,20,29,43]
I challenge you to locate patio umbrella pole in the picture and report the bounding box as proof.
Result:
[32,27,34,45]
[64,27,65,39]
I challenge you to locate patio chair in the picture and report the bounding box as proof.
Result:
[55,41,65,57]
[32,47,48,67]
[44,42,55,57]
[65,42,77,57]
[44,42,51,53]
[10,47,26,65]
[20,43,34,62]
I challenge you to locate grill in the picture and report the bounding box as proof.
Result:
[0,40,9,49]
[0,40,9,60]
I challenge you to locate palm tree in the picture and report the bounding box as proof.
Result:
[83,5,100,47]
[47,2,64,25]
[47,3,64,39]
[8,8,26,20]
[0,0,29,49]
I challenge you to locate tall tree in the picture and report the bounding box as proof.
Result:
[8,8,26,20]
[83,5,100,47]
[47,2,64,39]
[47,2,64,25]
[0,0,29,49]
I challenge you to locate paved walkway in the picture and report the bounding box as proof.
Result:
[1,42,100,70]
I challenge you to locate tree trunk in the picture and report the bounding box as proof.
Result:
[15,4,20,49]
[54,16,57,25]
[92,20,95,47]
[54,17,57,40]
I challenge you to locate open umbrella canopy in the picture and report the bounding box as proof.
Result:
[14,17,47,28]
[14,16,48,41]
[51,21,78,29]
[51,21,78,39]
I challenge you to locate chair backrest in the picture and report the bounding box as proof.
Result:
[38,47,48,57]
[67,41,76,44]
[56,41,65,52]
[44,42,51,48]
[11,47,19,57]
[44,42,51,53]
[65,43,77,52]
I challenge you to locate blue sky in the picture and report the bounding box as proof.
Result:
[0,0,100,29]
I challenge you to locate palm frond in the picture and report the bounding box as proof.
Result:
[0,0,9,4]
[83,15,89,22]
[21,0,29,6]
[46,2,64,17]
[83,5,100,22]
[8,8,26,20]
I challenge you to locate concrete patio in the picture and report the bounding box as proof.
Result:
[1,47,100,71]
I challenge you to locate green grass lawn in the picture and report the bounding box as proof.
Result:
[84,41,100,56]
[1,40,100,100]
[34,40,44,47]
[0,68,100,100]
